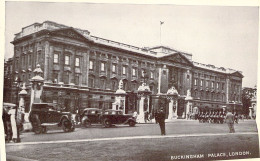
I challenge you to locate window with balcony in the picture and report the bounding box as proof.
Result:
[100,79,106,89]
[206,92,209,100]
[75,75,79,85]
[112,64,116,73]
[132,83,137,91]
[65,55,70,65]
[63,72,69,84]
[111,80,117,91]
[89,77,94,87]
[38,51,42,63]
[132,68,136,76]
[53,72,58,83]
[123,80,128,91]
[150,71,154,79]
[29,54,32,65]
[89,60,94,70]
[101,62,105,72]
[122,66,126,75]
[54,53,59,63]
[206,81,209,87]
[141,69,145,77]
[194,79,197,86]
[75,57,80,67]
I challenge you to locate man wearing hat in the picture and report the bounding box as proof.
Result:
[225,109,235,133]
[157,108,166,135]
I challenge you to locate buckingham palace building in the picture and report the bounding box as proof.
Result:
[4,21,243,117]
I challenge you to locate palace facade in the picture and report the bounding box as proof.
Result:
[5,21,243,117]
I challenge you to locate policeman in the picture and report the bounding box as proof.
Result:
[157,108,166,135]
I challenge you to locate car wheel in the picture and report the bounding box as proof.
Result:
[84,120,91,128]
[129,120,136,127]
[42,126,47,134]
[103,119,111,128]
[69,121,75,132]
[34,126,42,134]
[62,119,72,132]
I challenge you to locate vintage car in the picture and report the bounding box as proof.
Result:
[81,108,102,127]
[101,109,136,128]
[29,103,75,134]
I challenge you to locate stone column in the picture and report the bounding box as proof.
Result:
[168,99,174,119]
[136,83,151,123]
[137,97,145,123]
[185,89,193,119]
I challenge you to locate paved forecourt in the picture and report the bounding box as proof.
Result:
[13,119,258,143]
[6,133,259,161]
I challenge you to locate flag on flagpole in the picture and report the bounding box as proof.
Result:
[160,21,164,25]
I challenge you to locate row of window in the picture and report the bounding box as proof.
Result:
[193,91,226,102]
[194,79,225,90]
[52,55,155,79]
[16,51,42,69]
[89,60,154,79]
[54,53,80,67]
[194,73,225,81]
[88,77,155,92]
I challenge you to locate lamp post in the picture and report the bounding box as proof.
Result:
[14,76,22,106]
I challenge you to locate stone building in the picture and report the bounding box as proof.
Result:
[6,21,243,117]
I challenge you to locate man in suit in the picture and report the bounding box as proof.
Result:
[157,108,166,135]
[225,110,235,133]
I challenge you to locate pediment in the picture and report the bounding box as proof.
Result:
[230,71,244,78]
[51,28,91,42]
[160,53,193,66]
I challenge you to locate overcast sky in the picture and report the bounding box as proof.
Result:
[4,2,259,88]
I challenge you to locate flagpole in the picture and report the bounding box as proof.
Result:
[160,22,161,45]
[160,21,164,46]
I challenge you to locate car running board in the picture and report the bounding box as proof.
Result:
[41,123,59,126]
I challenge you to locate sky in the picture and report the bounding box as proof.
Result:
[4,1,259,88]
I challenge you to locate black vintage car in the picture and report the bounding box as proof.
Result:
[81,108,102,127]
[29,103,75,134]
[101,109,136,128]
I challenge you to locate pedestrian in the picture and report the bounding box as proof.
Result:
[187,111,190,120]
[157,108,166,135]
[154,110,158,123]
[225,110,235,133]
[144,111,148,123]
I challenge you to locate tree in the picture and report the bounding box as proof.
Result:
[242,88,254,115]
